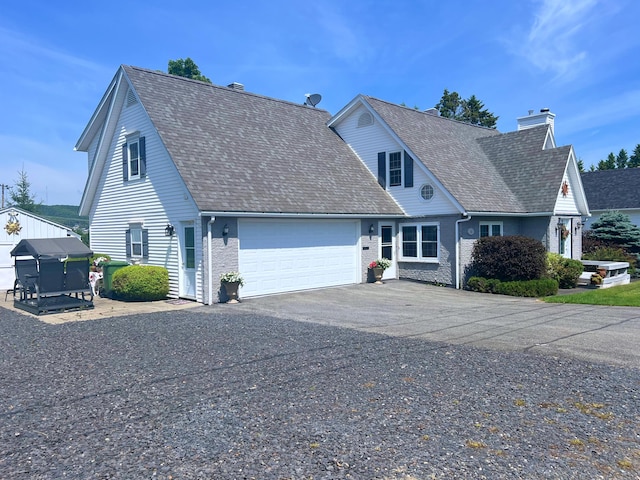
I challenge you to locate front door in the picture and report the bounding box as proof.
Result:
[559,218,571,259]
[179,224,196,298]
[380,225,396,279]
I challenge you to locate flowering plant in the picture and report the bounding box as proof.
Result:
[369,258,391,271]
[93,256,108,266]
[220,271,245,286]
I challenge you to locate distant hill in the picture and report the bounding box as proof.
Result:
[38,205,88,230]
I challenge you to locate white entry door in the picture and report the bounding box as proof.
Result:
[380,224,396,279]
[238,219,360,297]
[179,224,196,298]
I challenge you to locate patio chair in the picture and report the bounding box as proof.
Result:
[35,259,66,298]
[64,259,93,300]
[11,259,39,301]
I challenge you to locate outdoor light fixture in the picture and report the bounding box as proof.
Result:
[164,224,175,237]
[555,219,563,236]
[574,221,582,235]
[369,224,375,235]
[222,224,229,236]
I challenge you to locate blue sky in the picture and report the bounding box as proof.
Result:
[1,0,638,206]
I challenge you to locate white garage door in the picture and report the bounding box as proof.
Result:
[238,219,360,297]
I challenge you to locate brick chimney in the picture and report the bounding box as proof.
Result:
[517,108,555,135]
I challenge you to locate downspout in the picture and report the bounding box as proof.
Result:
[207,216,216,305]
[455,214,472,289]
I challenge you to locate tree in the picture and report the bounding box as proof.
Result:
[597,152,616,170]
[434,89,498,128]
[629,144,640,168]
[589,211,640,253]
[167,58,211,83]
[616,148,629,169]
[8,169,40,213]
[577,159,585,172]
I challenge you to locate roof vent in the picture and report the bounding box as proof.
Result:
[227,82,244,91]
[126,88,138,107]
[424,107,439,116]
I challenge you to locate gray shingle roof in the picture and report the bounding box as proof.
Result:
[123,66,403,216]
[581,168,640,211]
[364,97,571,213]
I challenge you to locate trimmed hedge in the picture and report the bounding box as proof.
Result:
[546,253,584,289]
[470,235,547,281]
[467,276,558,297]
[111,265,169,301]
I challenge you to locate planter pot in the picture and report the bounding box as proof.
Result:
[223,281,241,303]
[373,267,384,284]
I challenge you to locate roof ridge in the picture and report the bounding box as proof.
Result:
[123,64,331,114]
[363,95,500,133]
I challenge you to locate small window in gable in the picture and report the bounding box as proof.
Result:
[420,184,434,201]
[389,152,402,186]
[357,112,373,127]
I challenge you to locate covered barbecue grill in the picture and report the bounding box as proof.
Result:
[10,237,94,315]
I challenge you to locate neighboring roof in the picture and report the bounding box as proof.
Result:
[581,168,640,211]
[121,66,404,216]
[10,237,92,259]
[362,97,572,213]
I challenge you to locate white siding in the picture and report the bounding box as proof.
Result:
[333,105,459,216]
[88,97,201,300]
[554,172,580,215]
[0,209,74,289]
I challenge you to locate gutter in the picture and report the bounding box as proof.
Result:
[207,216,215,305]
[199,211,406,219]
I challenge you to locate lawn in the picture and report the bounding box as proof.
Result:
[544,280,640,307]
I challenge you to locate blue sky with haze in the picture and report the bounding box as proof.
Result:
[1,0,638,206]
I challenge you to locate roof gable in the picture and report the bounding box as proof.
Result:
[112,66,403,216]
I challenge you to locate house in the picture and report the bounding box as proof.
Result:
[77,66,589,303]
[0,207,78,290]
[580,168,640,229]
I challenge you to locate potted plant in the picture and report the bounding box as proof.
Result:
[590,273,603,286]
[220,271,245,303]
[369,258,392,284]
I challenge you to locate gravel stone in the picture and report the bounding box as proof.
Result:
[0,307,638,479]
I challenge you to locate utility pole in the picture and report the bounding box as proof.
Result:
[1,183,10,209]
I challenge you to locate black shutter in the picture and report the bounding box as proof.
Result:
[142,229,149,259]
[122,144,128,181]
[377,152,386,188]
[125,229,131,257]
[139,137,146,177]
[404,151,413,188]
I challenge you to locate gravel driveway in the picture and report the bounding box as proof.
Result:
[1,287,639,479]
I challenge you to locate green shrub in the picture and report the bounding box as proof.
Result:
[467,276,501,293]
[111,265,169,301]
[494,278,558,297]
[546,253,584,289]
[582,245,637,275]
[470,235,547,281]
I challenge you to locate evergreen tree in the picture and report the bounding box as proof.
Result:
[167,58,212,83]
[597,152,616,170]
[629,144,640,168]
[9,169,40,213]
[616,148,629,169]
[577,159,585,172]
[434,89,498,128]
[589,211,640,253]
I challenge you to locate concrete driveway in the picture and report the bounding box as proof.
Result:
[224,280,640,369]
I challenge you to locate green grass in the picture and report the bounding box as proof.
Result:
[543,281,640,307]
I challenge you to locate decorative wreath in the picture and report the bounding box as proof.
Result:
[5,219,21,235]
[559,224,570,240]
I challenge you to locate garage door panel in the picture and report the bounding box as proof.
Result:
[238,219,360,297]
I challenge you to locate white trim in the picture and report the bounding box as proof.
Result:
[199,211,405,219]
[398,222,440,263]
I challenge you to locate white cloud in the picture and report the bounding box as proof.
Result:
[518,0,598,80]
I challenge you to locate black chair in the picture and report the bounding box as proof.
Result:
[11,259,39,301]
[35,259,65,298]
[64,259,93,300]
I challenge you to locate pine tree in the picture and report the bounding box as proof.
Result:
[616,148,629,169]
[9,169,40,213]
[629,144,640,168]
[589,211,640,253]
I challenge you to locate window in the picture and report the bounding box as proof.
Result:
[420,184,434,201]
[400,223,439,261]
[126,226,149,259]
[389,152,402,186]
[122,136,146,181]
[479,222,503,237]
[184,226,195,269]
